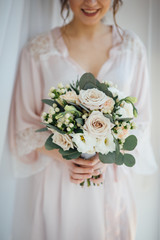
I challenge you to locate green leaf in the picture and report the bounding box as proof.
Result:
[79,103,90,113]
[97,82,113,98]
[35,127,48,132]
[123,153,136,167]
[42,99,55,106]
[59,148,81,160]
[42,99,64,110]
[46,124,66,134]
[116,117,133,122]
[99,152,116,164]
[74,128,83,133]
[79,73,98,90]
[75,118,83,125]
[45,134,61,150]
[83,82,97,90]
[114,137,120,160]
[66,101,82,111]
[115,152,124,165]
[133,107,138,117]
[123,135,137,151]
[104,114,114,123]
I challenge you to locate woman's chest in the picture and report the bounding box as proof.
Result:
[66,38,112,79]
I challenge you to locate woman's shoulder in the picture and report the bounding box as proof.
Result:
[23,27,60,61]
[119,27,147,59]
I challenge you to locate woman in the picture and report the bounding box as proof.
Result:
[9,0,157,240]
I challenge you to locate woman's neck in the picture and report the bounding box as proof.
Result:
[64,18,108,40]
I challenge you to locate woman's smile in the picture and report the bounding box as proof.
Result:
[81,8,100,17]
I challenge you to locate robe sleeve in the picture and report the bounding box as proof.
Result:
[8,46,51,178]
[130,42,157,175]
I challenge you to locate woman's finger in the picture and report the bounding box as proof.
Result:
[70,176,84,184]
[71,165,94,174]
[70,172,93,180]
[73,157,99,167]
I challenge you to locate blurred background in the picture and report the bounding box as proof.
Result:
[0,0,159,239]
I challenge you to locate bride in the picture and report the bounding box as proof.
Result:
[9,0,156,239]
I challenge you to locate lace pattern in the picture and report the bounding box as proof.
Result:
[16,127,50,156]
[122,30,146,59]
[27,33,51,61]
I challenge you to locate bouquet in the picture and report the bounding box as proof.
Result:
[36,73,138,186]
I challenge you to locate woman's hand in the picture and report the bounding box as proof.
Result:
[65,154,107,184]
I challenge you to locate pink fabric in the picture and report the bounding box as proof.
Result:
[9,24,157,240]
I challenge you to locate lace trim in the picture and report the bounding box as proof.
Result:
[122,30,146,59]
[27,33,51,61]
[16,127,50,156]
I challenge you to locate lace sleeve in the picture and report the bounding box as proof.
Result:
[16,127,50,157]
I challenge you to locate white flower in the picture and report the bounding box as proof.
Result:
[95,133,115,154]
[78,88,108,110]
[71,131,96,154]
[60,91,78,103]
[116,102,134,119]
[108,87,125,100]
[48,118,52,123]
[58,83,63,88]
[50,93,55,98]
[84,111,113,138]
[52,132,74,151]
[50,87,55,92]
[55,107,60,112]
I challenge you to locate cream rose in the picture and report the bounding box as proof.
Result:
[102,98,115,113]
[60,91,78,103]
[78,88,108,110]
[84,111,113,138]
[52,132,74,151]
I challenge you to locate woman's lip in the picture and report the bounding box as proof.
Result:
[81,8,100,17]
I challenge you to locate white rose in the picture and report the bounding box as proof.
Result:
[95,133,115,154]
[71,131,96,154]
[60,91,78,103]
[84,111,113,138]
[52,132,74,151]
[78,88,108,110]
[116,102,133,119]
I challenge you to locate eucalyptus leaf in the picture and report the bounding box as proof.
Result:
[116,117,133,122]
[59,148,81,160]
[79,103,90,113]
[103,114,114,123]
[35,127,48,132]
[67,101,82,111]
[123,135,137,151]
[45,134,61,150]
[79,73,98,90]
[114,137,120,159]
[123,153,136,167]
[42,99,55,106]
[115,152,124,165]
[46,124,66,134]
[42,99,64,110]
[97,82,113,98]
[99,152,116,164]
[75,118,83,125]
